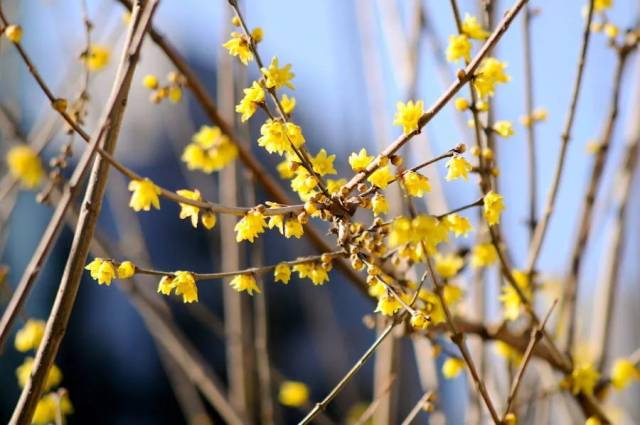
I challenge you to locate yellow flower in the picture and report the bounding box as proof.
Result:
[403,171,431,197]
[261,56,295,90]
[17,357,62,391]
[375,294,402,316]
[235,81,265,122]
[443,284,464,305]
[7,145,44,189]
[434,253,463,278]
[290,169,318,200]
[281,94,296,114]
[223,32,253,65]
[570,364,600,395]
[367,165,394,189]
[279,381,309,407]
[274,263,291,284]
[611,358,640,389]
[176,189,202,228]
[293,263,329,285]
[268,214,284,234]
[594,0,613,12]
[142,74,158,89]
[418,290,446,324]
[410,312,430,330]
[493,120,514,138]
[173,271,198,303]
[117,261,135,279]
[446,34,472,62]
[277,160,295,179]
[182,126,238,173]
[235,211,267,243]
[168,86,182,103]
[473,57,510,99]
[128,178,161,212]
[85,258,116,286]
[585,417,602,425]
[454,97,469,111]
[310,149,336,176]
[532,107,548,122]
[604,23,618,39]
[326,178,346,195]
[483,191,505,226]
[348,148,374,172]
[285,219,304,239]
[445,155,472,181]
[251,27,264,43]
[393,100,424,134]
[229,274,261,295]
[445,214,473,237]
[157,276,174,296]
[471,243,497,268]
[371,193,389,216]
[442,358,465,379]
[202,212,217,230]
[500,285,524,321]
[462,14,489,40]
[32,392,73,425]
[258,120,305,156]
[15,319,46,352]
[5,24,23,43]
[84,44,110,71]
[495,341,523,366]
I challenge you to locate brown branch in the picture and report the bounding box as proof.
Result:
[298,318,399,425]
[9,3,157,422]
[562,45,633,351]
[502,300,557,420]
[340,0,529,197]
[593,69,640,370]
[524,0,596,275]
[112,0,368,294]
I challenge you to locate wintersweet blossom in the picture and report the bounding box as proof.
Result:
[375,294,402,316]
[473,58,510,99]
[393,100,424,134]
[442,358,465,379]
[17,357,62,391]
[445,155,472,181]
[434,253,464,278]
[348,148,374,172]
[117,261,135,279]
[236,81,265,122]
[261,56,295,90]
[223,32,253,65]
[462,14,489,40]
[445,214,473,237]
[15,320,46,352]
[85,258,117,286]
[483,191,505,226]
[470,243,497,268]
[128,178,161,212]
[83,44,110,71]
[371,193,389,216]
[235,211,267,243]
[279,381,309,407]
[446,34,472,62]
[182,125,238,173]
[32,393,73,425]
[173,271,198,303]
[570,364,600,395]
[176,189,202,228]
[367,165,394,189]
[403,171,431,197]
[229,274,261,295]
[274,263,291,284]
[7,145,44,189]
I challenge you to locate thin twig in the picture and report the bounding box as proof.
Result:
[524,0,596,275]
[9,4,157,422]
[502,300,557,420]
[562,46,633,351]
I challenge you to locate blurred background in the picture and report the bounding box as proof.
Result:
[1,0,640,423]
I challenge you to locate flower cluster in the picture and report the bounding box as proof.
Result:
[182,125,238,173]
[142,71,186,104]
